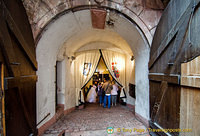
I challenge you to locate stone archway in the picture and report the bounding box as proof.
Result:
[36,7,151,134]
[23,0,163,44]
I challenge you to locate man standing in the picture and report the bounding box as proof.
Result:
[102,77,113,108]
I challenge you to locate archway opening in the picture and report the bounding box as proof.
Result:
[77,51,134,107]
[36,8,150,130]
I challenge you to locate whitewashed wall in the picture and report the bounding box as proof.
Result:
[56,60,65,105]
[64,58,76,110]
[125,56,135,105]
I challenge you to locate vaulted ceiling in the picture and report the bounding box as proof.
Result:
[24,0,171,59]
[23,0,169,40]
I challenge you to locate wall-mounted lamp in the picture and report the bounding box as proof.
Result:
[131,56,135,61]
[106,10,115,27]
[71,56,76,60]
[106,18,115,26]
[68,56,76,61]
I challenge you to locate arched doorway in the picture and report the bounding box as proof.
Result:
[36,7,150,133]
[74,49,133,106]
[1,0,200,136]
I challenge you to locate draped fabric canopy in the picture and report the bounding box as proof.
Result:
[101,49,126,87]
[74,50,101,106]
[74,49,127,106]
[101,49,126,99]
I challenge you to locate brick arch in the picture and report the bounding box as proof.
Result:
[23,0,162,44]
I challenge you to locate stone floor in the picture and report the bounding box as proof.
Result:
[43,104,150,136]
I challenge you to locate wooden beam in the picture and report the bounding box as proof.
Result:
[0,63,6,136]
[149,2,194,69]
[6,75,37,88]
[149,73,180,84]
[3,4,37,70]
[0,17,17,77]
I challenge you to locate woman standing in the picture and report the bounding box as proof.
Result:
[86,84,97,103]
[111,81,118,106]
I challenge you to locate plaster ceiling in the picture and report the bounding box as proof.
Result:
[63,28,131,55]
[76,41,126,54]
[56,9,147,60]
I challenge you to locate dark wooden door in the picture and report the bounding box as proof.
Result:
[0,0,37,135]
[149,0,200,135]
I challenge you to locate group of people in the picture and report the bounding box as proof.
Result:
[86,77,119,108]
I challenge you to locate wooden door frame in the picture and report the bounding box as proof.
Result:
[0,63,6,136]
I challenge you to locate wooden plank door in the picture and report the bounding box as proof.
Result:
[149,0,200,135]
[0,63,6,136]
[0,0,37,135]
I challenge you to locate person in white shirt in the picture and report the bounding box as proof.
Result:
[111,81,118,106]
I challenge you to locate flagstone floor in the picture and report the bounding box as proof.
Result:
[43,103,150,136]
